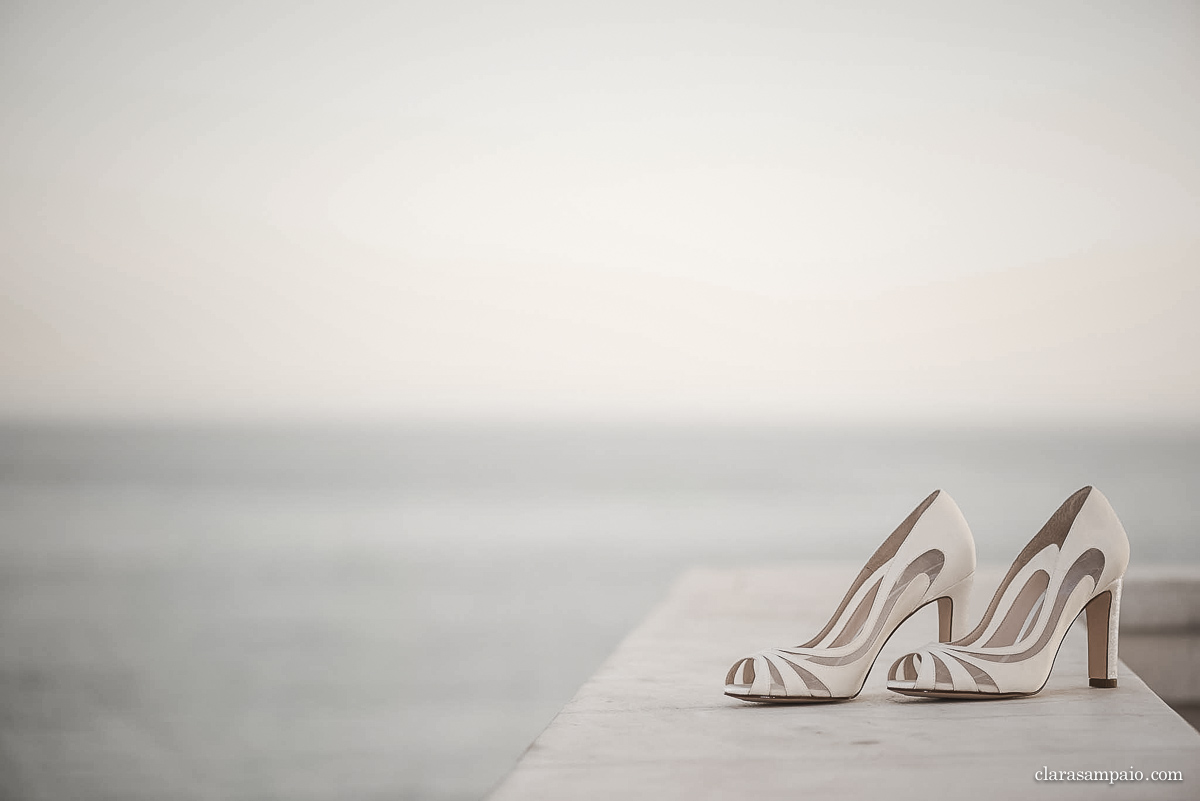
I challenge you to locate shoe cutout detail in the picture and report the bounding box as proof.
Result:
[724,490,977,702]
[887,486,1130,699]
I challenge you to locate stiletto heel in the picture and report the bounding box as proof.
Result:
[936,573,974,642]
[724,490,977,702]
[1085,579,1121,688]
[887,486,1130,699]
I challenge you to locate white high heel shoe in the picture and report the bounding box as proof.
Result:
[886,486,1130,699]
[724,490,976,702]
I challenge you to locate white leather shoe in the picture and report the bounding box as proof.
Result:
[886,486,1130,699]
[724,490,976,702]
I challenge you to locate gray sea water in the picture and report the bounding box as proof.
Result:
[2,423,1199,800]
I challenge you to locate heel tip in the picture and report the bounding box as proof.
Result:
[1090,678,1118,689]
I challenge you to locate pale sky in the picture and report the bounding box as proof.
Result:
[2,1,1198,422]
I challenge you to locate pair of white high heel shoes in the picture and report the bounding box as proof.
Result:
[724,486,1129,701]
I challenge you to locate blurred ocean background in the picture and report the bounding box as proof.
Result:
[2,423,1198,800]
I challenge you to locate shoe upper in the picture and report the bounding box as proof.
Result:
[725,489,976,700]
[886,486,1130,696]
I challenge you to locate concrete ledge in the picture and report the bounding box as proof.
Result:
[1121,568,1200,630]
[1121,567,1200,706]
[489,565,1200,800]
[1122,633,1200,705]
